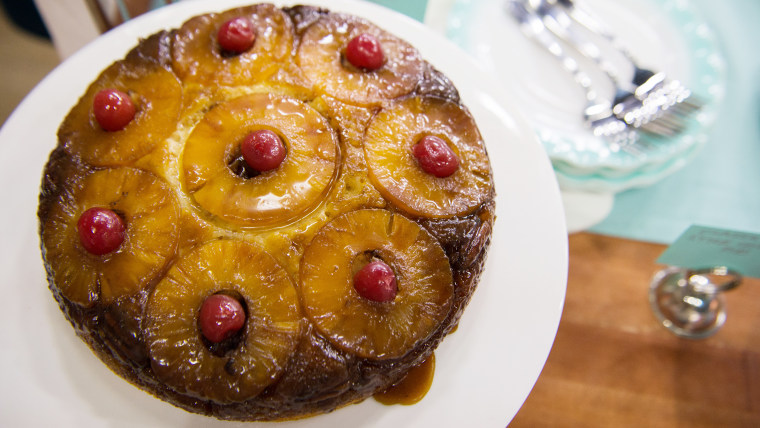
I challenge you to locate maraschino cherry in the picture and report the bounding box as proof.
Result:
[412,135,460,178]
[77,207,126,255]
[241,129,287,172]
[353,260,397,302]
[345,33,384,71]
[199,294,246,343]
[93,89,136,132]
[217,17,256,54]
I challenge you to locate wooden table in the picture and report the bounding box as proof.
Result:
[510,233,760,427]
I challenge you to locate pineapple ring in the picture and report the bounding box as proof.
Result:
[300,209,454,360]
[144,239,302,403]
[296,14,424,105]
[172,4,294,86]
[41,167,179,307]
[364,96,493,218]
[182,93,338,227]
[59,60,182,167]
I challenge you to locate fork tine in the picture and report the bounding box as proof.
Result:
[616,84,701,136]
[666,104,699,122]
[641,120,681,137]
[641,116,680,135]
[673,97,703,112]
[651,109,689,128]
[640,90,702,133]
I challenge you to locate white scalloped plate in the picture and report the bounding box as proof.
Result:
[445,0,725,192]
[0,0,567,426]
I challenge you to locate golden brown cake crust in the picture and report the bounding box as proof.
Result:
[38,3,495,421]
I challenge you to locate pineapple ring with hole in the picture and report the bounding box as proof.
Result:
[296,13,424,105]
[182,93,338,227]
[41,167,179,307]
[172,4,294,86]
[300,209,454,360]
[364,96,493,218]
[144,239,302,403]
[58,59,182,167]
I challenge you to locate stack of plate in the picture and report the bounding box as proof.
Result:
[442,0,725,193]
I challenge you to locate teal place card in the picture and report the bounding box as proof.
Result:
[657,225,760,278]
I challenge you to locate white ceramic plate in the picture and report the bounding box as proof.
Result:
[0,1,568,426]
[445,0,725,192]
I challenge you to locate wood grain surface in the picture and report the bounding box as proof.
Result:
[510,232,760,428]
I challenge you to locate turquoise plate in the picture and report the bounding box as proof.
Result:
[444,0,726,192]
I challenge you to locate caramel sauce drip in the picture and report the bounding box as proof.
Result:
[374,353,435,406]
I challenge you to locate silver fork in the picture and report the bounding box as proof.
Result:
[534,0,702,137]
[506,0,639,150]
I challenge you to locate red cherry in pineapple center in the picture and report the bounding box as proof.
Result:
[93,89,136,132]
[241,129,287,172]
[199,294,246,343]
[353,260,397,302]
[412,135,460,178]
[217,17,256,53]
[345,33,384,71]
[77,207,126,255]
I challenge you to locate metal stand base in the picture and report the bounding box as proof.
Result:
[649,266,741,339]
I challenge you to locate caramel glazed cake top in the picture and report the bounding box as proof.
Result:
[38,3,496,422]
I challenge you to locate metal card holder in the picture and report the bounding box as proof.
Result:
[649,266,742,339]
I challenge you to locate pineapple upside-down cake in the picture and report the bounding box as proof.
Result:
[38,3,495,421]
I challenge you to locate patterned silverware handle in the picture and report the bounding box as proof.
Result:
[506,0,598,104]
